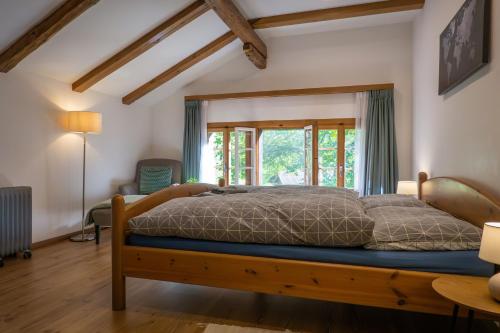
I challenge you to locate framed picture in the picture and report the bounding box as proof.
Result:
[439,0,490,95]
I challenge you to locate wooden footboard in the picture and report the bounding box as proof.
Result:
[111,178,498,316]
[112,183,211,310]
[122,245,461,315]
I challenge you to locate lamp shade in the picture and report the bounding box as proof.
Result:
[65,111,102,134]
[397,181,418,195]
[479,222,500,265]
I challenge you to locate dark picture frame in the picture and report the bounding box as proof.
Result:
[439,0,490,95]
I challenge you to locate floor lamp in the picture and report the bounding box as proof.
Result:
[66,111,102,242]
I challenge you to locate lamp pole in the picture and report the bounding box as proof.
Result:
[70,132,95,242]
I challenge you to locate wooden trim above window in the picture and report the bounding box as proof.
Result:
[208,127,227,132]
[186,83,393,101]
[208,118,355,130]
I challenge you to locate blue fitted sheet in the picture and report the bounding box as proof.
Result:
[126,234,493,277]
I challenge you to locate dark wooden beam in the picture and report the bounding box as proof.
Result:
[185,83,395,101]
[122,0,424,104]
[243,43,266,69]
[0,0,99,73]
[72,0,209,92]
[205,0,267,68]
[122,32,237,105]
[250,0,425,29]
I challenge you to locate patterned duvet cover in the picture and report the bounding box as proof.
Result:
[128,186,375,247]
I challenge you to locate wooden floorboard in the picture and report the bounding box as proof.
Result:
[0,230,497,333]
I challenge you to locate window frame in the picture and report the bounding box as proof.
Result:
[234,127,257,185]
[207,118,355,187]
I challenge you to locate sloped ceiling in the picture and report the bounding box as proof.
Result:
[0,0,419,106]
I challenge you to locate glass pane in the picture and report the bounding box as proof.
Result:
[318,129,338,148]
[260,129,305,186]
[319,150,337,168]
[319,168,337,187]
[230,131,254,185]
[206,131,224,184]
[318,129,338,186]
[344,129,356,189]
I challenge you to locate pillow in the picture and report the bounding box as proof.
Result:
[364,206,482,251]
[244,185,360,201]
[360,194,426,210]
[139,166,172,195]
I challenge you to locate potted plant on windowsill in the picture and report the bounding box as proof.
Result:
[218,178,225,187]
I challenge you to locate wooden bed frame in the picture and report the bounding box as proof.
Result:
[111,172,500,315]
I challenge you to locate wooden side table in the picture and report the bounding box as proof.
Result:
[433,276,500,333]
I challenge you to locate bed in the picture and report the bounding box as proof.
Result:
[111,172,500,316]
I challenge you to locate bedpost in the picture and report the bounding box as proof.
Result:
[112,194,126,311]
[418,172,428,200]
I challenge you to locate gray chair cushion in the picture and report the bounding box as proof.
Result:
[118,183,138,195]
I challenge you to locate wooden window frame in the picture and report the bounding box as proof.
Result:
[207,118,355,187]
[317,124,355,187]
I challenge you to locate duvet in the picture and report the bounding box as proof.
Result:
[129,186,375,247]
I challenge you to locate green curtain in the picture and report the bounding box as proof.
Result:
[363,89,398,195]
[182,100,202,183]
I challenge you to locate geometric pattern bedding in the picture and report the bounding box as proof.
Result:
[129,187,375,248]
[226,185,361,200]
[360,194,427,210]
[364,206,482,251]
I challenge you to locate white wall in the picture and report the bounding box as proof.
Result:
[0,71,153,242]
[151,88,187,161]
[206,94,356,122]
[413,1,500,195]
[152,23,414,179]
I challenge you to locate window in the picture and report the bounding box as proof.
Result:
[317,127,356,189]
[318,129,338,187]
[230,128,256,185]
[344,129,356,189]
[206,131,224,184]
[260,129,305,185]
[206,119,355,188]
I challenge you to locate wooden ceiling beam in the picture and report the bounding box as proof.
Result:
[205,0,267,69]
[243,43,266,70]
[122,32,237,105]
[250,0,425,29]
[72,0,209,92]
[122,0,424,104]
[0,0,99,73]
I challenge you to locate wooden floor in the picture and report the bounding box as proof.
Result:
[0,231,498,333]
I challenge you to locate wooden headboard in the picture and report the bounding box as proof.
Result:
[417,172,500,229]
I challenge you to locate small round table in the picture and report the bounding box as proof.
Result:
[432,276,500,333]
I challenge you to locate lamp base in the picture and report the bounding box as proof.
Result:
[70,233,96,242]
[489,272,500,302]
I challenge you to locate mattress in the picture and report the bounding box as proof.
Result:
[126,234,493,277]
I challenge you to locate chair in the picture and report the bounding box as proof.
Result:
[118,158,182,195]
[91,159,181,245]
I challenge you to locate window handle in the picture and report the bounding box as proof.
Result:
[339,165,344,177]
